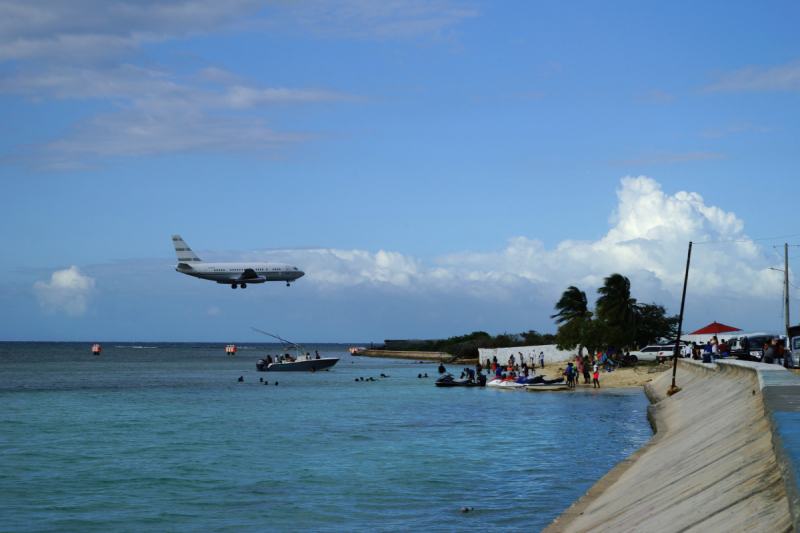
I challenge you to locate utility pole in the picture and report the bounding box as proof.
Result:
[786,243,790,342]
[669,241,692,397]
[772,244,799,343]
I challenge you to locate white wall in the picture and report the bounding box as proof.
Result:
[478,344,587,366]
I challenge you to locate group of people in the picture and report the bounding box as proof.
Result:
[563,356,601,388]
[763,338,793,367]
[682,337,731,362]
[482,351,546,375]
[682,337,792,368]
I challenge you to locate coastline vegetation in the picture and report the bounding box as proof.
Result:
[376,330,556,360]
[553,273,679,354]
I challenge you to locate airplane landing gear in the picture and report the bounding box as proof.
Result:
[286,283,290,287]
[241,283,247,289]
[232,284,237,289]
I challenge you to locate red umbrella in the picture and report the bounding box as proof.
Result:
[688,322,742,335]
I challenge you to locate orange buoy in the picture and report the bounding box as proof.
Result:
[91,343,101,355]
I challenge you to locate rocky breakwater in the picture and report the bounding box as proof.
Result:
[544,358,800,533]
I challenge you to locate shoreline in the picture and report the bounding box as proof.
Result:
[357,350,669,388]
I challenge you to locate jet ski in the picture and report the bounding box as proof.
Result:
[435,374,479,387]
[528,376,564,385]
[516,375,545,384]
[525,377,568,391]
[486,376,525,389]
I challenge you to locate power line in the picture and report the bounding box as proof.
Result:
[694,233,800,245]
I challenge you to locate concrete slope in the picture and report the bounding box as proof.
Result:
[548,361,792,533]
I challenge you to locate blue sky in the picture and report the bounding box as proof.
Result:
[1,0,799,342]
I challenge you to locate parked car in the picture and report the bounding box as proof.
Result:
[629,344,685,363]
[729,333,781,362]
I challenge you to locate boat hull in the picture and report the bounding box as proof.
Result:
[525,384,569,391]
[256,358,340,372]
[487,379,525,389]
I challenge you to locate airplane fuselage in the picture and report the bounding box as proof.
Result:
[175,262,304,285]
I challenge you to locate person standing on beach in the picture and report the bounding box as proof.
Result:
[565,363,575,388]
[592,369,600,388]
[582,356,591,384]
[539,352,545,369]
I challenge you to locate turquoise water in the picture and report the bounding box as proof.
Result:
[0,343,652,532]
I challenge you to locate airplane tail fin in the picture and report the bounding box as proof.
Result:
[172,235,204,263]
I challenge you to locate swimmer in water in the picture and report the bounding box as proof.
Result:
[461,507,473,513]
[238,376,244,382]
[264,381,269,385]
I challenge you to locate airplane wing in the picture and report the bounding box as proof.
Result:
[236,268,267,283]
[238,268,259,280]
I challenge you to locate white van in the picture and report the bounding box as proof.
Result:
[629,344,685,362]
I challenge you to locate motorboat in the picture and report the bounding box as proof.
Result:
[435,374,481,387]
[486,377,525,389]
[256,357,339,372]
[251,327,339,372]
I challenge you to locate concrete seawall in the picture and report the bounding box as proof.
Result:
[544,359,800,533]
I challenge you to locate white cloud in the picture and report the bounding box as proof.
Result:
[702,59,800,93]
[0,0,470,168]
[32,266,96,316]
[238,176,786,314]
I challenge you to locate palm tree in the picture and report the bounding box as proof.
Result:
[595,273,639,345]
[551,286,592,325]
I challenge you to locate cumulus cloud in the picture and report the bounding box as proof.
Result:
[235,177,786,317]
[32,266,96,316]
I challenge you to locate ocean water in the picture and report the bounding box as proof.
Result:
[0,343,653,532]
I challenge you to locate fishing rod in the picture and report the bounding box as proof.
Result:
[250,327,303,350]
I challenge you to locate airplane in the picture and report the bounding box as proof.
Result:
[171,235,304,289]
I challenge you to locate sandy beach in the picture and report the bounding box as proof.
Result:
[487,362,671,388]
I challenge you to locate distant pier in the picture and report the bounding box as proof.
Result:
[353,350,447,361]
